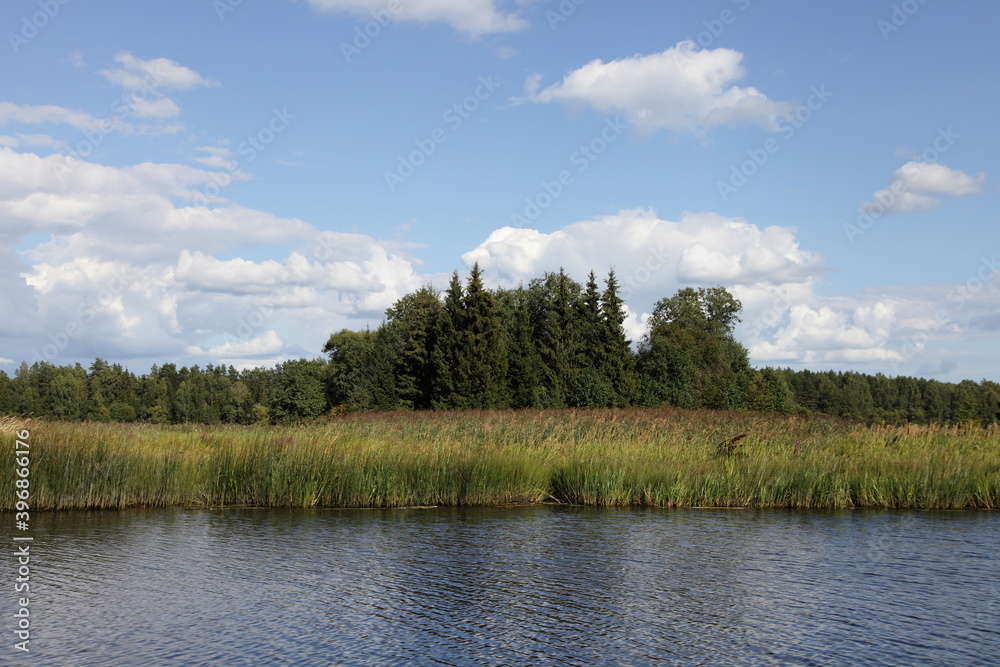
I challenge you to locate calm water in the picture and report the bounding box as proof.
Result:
[10,506,999,666]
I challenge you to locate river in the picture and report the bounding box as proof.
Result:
[15,506,1000,665]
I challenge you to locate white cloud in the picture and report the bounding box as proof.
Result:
[862,161,985,215]
[749,302,901,363]
[131,97,182,120]
[0,133,66,150]
[1,141,996,382]
[193,146,235,170]
[0,102,181,137]
[98,53,219,91]
[92,53,217,123]
[460,207,998,373]
[0,102,114,132]
[65,50,86,70]
[463,209,824,301]
[196,331,287,359]
[0,146,425,368]
[306,0,528,36]
[528,42,794,133]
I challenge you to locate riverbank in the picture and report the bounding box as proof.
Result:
[2,409,998,510]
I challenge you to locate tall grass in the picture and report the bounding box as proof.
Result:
[1,409,997,510]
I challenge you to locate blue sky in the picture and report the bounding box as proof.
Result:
[1,0,997,382]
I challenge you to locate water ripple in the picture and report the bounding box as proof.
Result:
[23,507,1000,666]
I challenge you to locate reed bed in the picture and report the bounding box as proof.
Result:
[1,409,997,510]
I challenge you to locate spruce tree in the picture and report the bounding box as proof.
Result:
[462,263,509,408]
[600,269,639,406]
[430,272,467,409]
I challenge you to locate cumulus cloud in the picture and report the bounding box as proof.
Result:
[463,209,824,299]
[193,331,287,359]
[862,161,985,215]
[2,139,996,381]
[749,302,902,364]
[306,0,527,36]
[460,207,999,373]
[0,146,424,369]
[527,42,794,133]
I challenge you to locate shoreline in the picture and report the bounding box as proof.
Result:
[2,409,998,512]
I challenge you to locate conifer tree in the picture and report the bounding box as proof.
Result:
[498,287,546,408]
[386,286,441,410]
[600,269,639,406]
[431,272,468,409]
[462,263,508,408]
[534,268,581,407]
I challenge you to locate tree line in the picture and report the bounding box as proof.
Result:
[1,265,998,426]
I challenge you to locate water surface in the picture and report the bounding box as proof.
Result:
[16,506,1000,665]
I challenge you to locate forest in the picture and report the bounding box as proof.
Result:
[1,265,998,426]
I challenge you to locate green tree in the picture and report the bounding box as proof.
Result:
[461,263,508,409]
[270,359,328,423]
[386,286,441,410]
[532,269,582,408]
[600,269,639,406]
[496,287,546,409]
[639,286,750,410]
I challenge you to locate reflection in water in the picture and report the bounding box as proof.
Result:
[25,507,1000,666]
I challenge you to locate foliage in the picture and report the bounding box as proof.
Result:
[3,268,999,427]
[2,409,997,511]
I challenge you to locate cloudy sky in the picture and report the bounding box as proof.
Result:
[1,0,997,381]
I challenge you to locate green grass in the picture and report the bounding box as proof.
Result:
[1,409,998,510]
